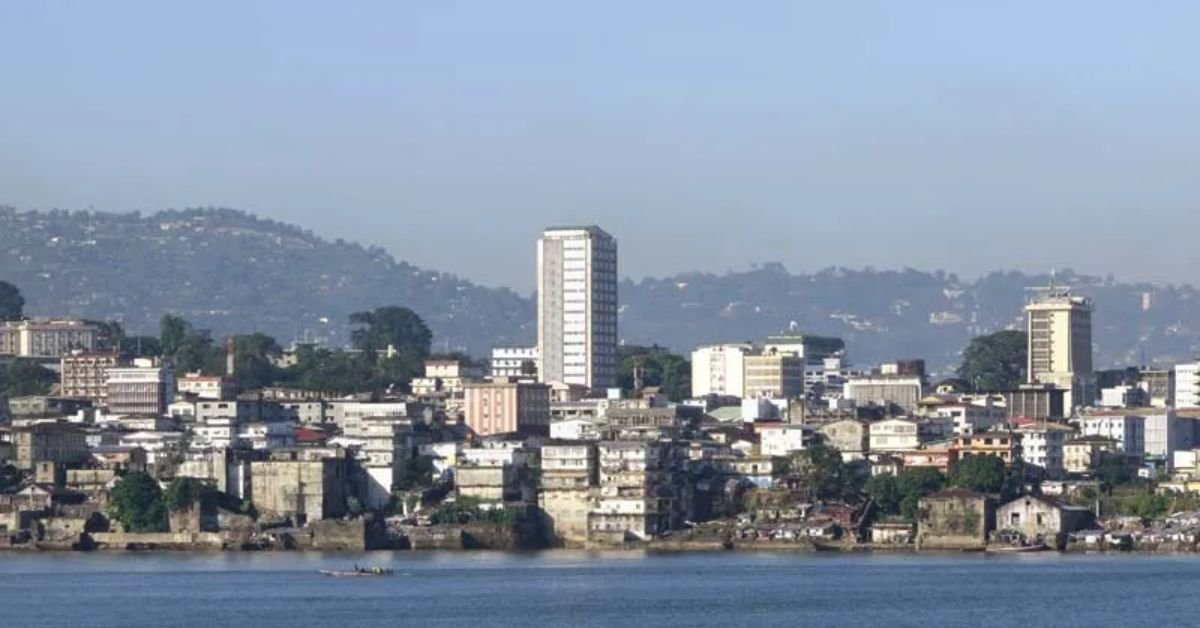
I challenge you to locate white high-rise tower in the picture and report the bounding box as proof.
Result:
[1025,286,1095,409]
[537,226,618,390]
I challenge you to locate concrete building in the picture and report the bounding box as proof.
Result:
[761,333,845,363]
[539,443,598,545]
[249,447,349,524]
[1137,368,1174,408]
[1015,424,1072,478]
[918,395,1005,436]
[536,226,618,390]
[106,359,175,416]
[743,352,804,399]
[1063,435,1119,475]
[60,351,126,404]
[0,319,98,358]
[916,488,995,551]
[10,423,89,470]
[1077,414,1145,461]
[759,424,814,457]
[817,419,869,461]
[996,495,1093,549]
[591,441,678,543]
[1176,362,1200,408]
[950,431,1021,466]
[410,359,487,397]
[1002,384,1067,421]
[1025,288,1095,409]
[463,380,550,437]
[869,418,923,453]
[845,375,923,413]
[177,374,236,401]
[490,346,538,379]
[690,344,751,398]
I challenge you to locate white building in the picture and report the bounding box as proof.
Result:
[536,226,619,390]
[550,418,604,441]
[0,319,97,358]
[690,344,751,398]
[1176,362,1199,408]
[1015,424,1071,478]
[1077,414,1145,461]
[177,374,235,401]
[869,418,922,453]
[490,346,539,379]
[106,359,175,416]
[759,424,813,457]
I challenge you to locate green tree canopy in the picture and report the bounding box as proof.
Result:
[232,333,282,389]
[2,359,58,397]
[618,345,692,402]
[159,315,223,373]
[789,442,858,501]
[163,477,218,512]
[957,330,1027,391]
[349,306,432,357]
[109,472,167,532]
[0,281,23,321]
[85,320,126,352]
[947,454,1017,498]
[866,467,946,520]
[1093,452,1133,488]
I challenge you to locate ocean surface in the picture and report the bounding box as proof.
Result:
[1,551,1198,627]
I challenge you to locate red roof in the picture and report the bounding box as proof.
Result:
[294,427,329,444]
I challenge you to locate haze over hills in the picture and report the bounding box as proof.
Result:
[0,206,1196,373]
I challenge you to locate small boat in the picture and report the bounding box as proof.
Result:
[986,543,1048,554]
[320,566,394,577]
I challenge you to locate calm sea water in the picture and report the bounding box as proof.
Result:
[1,551,1198,627]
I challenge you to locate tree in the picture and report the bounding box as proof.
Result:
[159,314,191,357]
[866,467,945,521]
[232,333,282,389]
[957,330,1027,391]
[618,345,692,402]
[0,281,23,321]
[120,335,163,357]
[163,477,217,512]
[349,306,432,357]
[160,315,222,373]
[109,472,167,532]
[2,359,58,397]
[947,455,1017,498]
[394,455,436,491]
[789,442,856,501]
[85,320,126,351]
[1093,452,1133,489]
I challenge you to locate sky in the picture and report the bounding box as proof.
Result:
[3,1,1200,292]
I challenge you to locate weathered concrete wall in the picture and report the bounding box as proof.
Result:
[302,519,366,552]
[91,532,224,550]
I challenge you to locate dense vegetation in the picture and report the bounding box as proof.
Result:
[957,330,1028,391]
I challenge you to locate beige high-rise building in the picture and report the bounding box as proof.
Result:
[743,352,804,399]
[536,226,618,390]
[463,379,551,437]
[1025,288,1095,409]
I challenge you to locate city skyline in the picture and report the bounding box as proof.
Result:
[4,2,1200,291]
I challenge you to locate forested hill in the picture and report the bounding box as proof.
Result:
[1,206,1197,372]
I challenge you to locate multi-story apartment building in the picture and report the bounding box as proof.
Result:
[536,226,618,390]
[106,359,175,416]
[490,346,538,379]
[1175,361,1200,408]
[1077,413,1145,461]
[60,351,125,404]
[410,358,487,397]
[590,441,677,543]
[743,352,804,399]
[463,380,550,437]
[0,319,98,358]
[690,343,751,398]
[1026,288,1095,409]
[1015,423,1072,478]
[177,373,236,401]
[845,375,923,413]
[9,423,89,470]
[539,443,599,545]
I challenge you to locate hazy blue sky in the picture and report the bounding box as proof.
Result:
[3,1,1199,291]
